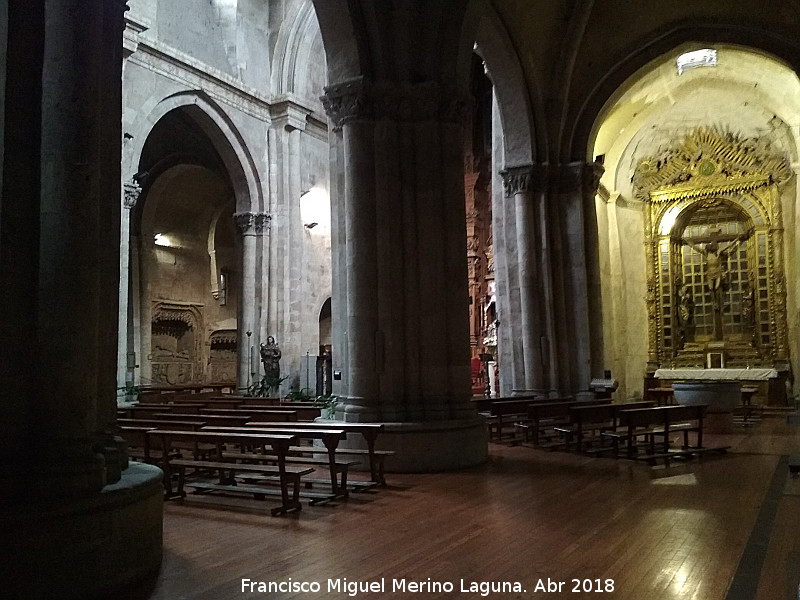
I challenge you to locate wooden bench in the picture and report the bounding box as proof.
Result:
[247,421,390,485]
[198,407,298,421]
[153,412,253,426]
[515,402,572,445]
[222,450,360,498]
[202,426,349,497]
[146,429,302,515]
[553,401,654,452]
[601,404,719,464]
[170,459,322,507]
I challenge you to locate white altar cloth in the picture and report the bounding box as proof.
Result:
[654,368,777,381]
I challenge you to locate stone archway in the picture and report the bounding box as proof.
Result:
[121,93,265,391]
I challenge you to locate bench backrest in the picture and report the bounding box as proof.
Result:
[245,421,384,433]
[618,407,666,428]
[118,418,204,430]
[527,402,572,419]
[662,404,706,423]
[198,407,297,421]
[146,429,296,448]
[153,412,253,425]
[569,403,615,424]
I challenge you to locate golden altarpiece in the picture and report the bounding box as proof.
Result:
[633,128,791,377]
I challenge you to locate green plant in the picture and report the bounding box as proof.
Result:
[117,384,142,400]
[285,386,314,402]
[317,394,338,417]
[247,374,287,397]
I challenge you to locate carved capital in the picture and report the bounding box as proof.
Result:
[123,179,141,209]
[500,166,534,197]
[583,162,604,195]
[323,79,470,128]
[254,213,271,234]
[234,212,270,235]
[550,162,603,195]
[321,79,371,131]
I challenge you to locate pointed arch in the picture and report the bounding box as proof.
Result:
[124,90,263,214]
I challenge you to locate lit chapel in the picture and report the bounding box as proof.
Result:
[3,1,800,598]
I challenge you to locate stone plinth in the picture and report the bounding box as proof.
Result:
[4,463,163,600]
[318,416,488,472]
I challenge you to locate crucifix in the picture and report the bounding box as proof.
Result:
[681,227,747,340]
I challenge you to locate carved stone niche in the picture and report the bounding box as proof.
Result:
[208,329,237,384]
[150,302,204,385]
[633,127,791,371]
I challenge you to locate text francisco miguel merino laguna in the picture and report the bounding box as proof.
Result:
[242,577,526,596]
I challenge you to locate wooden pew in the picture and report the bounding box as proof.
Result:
[516,402,572,445]
[153,412,253,427]
[202,426,349,498]
[146,429,304,516]
[553,401,654,452]
[198,407,298,422]
[119,426,158,463]
[601,404,716,463]
[118,418,205,430]
[118,404,175,419]
[246,421,390,485]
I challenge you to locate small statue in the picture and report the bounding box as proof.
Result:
[675,279,695,348]
[260,336,281,379]
[741,277,755,326]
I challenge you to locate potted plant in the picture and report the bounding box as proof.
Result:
[247,373,287,397]
[318,394,338,419]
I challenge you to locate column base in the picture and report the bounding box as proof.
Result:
[3,462,163,600]
[318,416,488,472]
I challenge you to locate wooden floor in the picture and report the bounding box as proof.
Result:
[132,416,800,600]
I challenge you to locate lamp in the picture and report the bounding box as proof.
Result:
[299,186,330,233]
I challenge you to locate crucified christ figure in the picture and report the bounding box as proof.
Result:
[681,227,747,338]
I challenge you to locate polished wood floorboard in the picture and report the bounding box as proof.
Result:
[137,417,800,600]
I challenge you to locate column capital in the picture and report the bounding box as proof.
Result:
[500,165,534,197]
[233,212,271,235]
[123,179,141,209]
[500,164,552,196]
[322,79,470,130]
[552,161,604,194]
[321,79,371,131]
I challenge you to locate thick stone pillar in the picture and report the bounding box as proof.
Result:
[322,80,487,471]
[234,212,269,391]
[551,162,604,397]
[1,1,162,597]
[117,179,140,399]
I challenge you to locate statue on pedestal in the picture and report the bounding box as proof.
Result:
[260,336,281,379]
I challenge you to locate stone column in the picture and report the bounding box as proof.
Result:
[2,1,163,597]
[322,80,487,470]
[501,166,545,393]
[535,167,561,395]
[234,212,270,391]
[117,179,141,399]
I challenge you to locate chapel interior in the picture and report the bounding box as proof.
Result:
[3,1,800,599]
